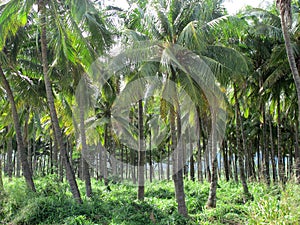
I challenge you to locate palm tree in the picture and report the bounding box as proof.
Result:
[137,99,145,200]
[0,0,113,201]
[119,0,253,210]
[277,0,300,183]
[76,74,93,197]
[233,84,251,199]
[38,0,82,203]
[0,2,37,191]
[0,65,36,191]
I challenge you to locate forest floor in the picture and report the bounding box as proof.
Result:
[0,176,299,224]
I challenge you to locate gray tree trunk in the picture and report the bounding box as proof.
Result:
[206,109,218,208]
[277,0,300,183]
[39,0,82,203]
[268,116,277,182]
[7,134,13,180]
[170,103,188,216]
[0,66,35,191]
[138,99,145,200]
[79,79,92,197]
[0,154,4,193]
[295,114,300,182]
[233,85,251,200]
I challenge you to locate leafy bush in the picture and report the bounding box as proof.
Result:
[247,182,300,225]
[1,176,300,225]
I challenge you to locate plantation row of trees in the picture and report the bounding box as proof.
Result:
[0,0,300,218]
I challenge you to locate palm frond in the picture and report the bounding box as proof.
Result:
[177,21,205,51]
[204,45,249,83]
[0,0,34,50]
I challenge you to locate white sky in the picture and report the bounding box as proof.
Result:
[223,0,274,14]
[105,0,274,14]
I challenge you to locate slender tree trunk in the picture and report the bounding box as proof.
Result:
[277,0,300,183]
[160,154,164,180]
[262,103,270,185]
[39,0,82,203]
[269,116,277,182]
[0,66,36,191]
[27,138,32,175]
[79,80,92,197]
[248,142,255,180]
[228,142,233,180]
[205,146,211,182]
[233,153,238,182]
[0,153,4,194]
[131,151,136,184]
[190,139,195,181]
[7,134,13,180]
[52,135,58,175]
[277,95,285,183]
[196,108,203,183]
[103,118,111,187]
[289,145,293,178]
[121,145,124,180]
[234,85,251,200]
[197,142,203,183]
[295,113,300,182]
[167,144,170,180]
[223,141,229,182]
[149,130,153,182]
[138,99,145,200]
[206,108,218,208]
[125,147,129,179]
[170,103,188,216]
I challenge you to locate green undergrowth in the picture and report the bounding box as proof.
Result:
[0,175,299,224]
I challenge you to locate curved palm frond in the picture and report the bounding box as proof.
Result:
[0,0,34,50]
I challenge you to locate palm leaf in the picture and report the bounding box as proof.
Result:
[0,0,34,50]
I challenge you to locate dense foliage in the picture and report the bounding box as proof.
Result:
[1,0,300,223]
[1,176,300,225]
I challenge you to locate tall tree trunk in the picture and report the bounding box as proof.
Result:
[79,80,92,197]
[233,153,239,182]
[0,66,36,191]
[233,85,251,200]
[170,103,188,216]
[149,130,153,182]
[223,141,230,182]
[167,144,170,180]
[269,116,277,182]
[138,99,145,200]
[277,0,300,183]
[206,108,218,208]
[103,118,111,185]
[190,137,195,181]
[277,95,285,183]
[121,145,124,180]
[196,108,203,183]
[0,153,4,194]
[228,142,233,180]
[289,144,293,178]
[261,103,270,185]
[7,134,13,180]
[295,112,300,182]
[205,145,211,182]
[39,0,82,203]
[52,134,59,175]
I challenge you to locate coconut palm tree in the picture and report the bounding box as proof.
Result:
[118,0,254,210]
[0,0,112,202]
[0,22,37,191]
[276,0,300,183]
[0,65,36,191]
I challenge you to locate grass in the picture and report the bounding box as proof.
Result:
[0,175,299,224]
